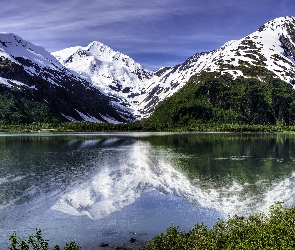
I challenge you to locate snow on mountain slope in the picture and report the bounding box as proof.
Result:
[52,42,153,118]
[0,33,74,81]
[154,16,295,85]
[135,16,295,118]
[53,16,295,120]
[0,33,130,123]
[206,16,295,82]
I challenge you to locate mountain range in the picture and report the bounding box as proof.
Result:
[0,16,295,124]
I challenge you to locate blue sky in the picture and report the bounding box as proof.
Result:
[0,0,294,71]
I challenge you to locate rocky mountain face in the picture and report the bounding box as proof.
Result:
[0,16,294,124]
[52,42,154,120]
[0,33,129,123]
[53,16,295,121]
[140,16,295,118]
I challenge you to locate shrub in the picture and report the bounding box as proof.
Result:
[9,229,80,250]
[140,202,295,250]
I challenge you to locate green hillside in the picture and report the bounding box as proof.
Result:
[0,59,127,124]
[147,66,295,127]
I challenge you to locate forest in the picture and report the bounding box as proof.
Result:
[2,65,295,132]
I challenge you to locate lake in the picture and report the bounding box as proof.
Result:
[1,132,295,249]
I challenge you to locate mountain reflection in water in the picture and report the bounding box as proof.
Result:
[51,134,295,219]
[1,133,295,249]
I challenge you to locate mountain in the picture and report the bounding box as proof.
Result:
[53,16,295,121]
[52,42,154,120]
[144,17,295,126]
[1,16,295,124]
[140,16,295,118]
[146,68,295,126]
[0,33,129,123]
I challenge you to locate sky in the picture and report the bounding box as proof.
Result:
[0,0,294,71]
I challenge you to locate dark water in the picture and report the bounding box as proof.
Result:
[1,132,295,249]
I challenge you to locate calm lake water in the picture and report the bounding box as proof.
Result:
[1,132,295,249]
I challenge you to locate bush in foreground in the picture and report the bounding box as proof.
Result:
[140,202,295,250]
[9,228,80,250]
[8,203,295,249]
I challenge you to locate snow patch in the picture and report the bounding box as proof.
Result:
[0,76,37,89]
[75,110,102,122]
[100,115,121,124]
[61,113,77,122]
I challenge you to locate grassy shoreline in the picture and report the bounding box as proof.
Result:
[1,121,295,133]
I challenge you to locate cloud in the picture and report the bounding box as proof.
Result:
[0,0,237,36]
[0,0,295,70]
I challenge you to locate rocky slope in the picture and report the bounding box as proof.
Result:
[0,33,129,123]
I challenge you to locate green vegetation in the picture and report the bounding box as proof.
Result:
[2,65,295,132]
[9,203,295,249]
[147,66,295,127]
[9,228,80,250]
[140,202,295,250]
[0,89,62,124]
[3,121,295,133]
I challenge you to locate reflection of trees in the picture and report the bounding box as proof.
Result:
[141,133,295,187]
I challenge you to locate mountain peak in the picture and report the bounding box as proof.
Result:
[0,32,20,41]
[86,41,114,57]
[258,16,295,33]
[0,32,63,71]
[87,41,107,48]
[270,15,294,24]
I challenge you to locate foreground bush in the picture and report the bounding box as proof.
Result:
[140,202,295,249]
[9,228,80,250]
[8,203,295,249]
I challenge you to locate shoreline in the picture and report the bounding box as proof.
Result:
[1,121,295,133]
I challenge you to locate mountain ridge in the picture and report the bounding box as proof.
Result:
[52,40,154,119]
[0,16,295,124]
[0,33,130,123]
[52,16,295,120]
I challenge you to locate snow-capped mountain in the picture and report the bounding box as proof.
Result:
[0,33,129,123]
[52,41,154,119]
[52,41,210,119]
[200,15,295,82]
[1,16,295,124]
[53,16,295,120]
[136,16,295,118]
[0,33,80,85]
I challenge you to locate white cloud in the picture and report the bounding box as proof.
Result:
[0,0,294,70]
